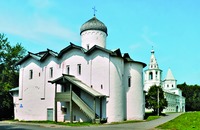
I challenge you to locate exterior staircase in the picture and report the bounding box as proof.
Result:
[56,91,97,122]
[72,92,96,120]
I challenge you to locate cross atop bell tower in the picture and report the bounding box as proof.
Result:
[92,6,97,16]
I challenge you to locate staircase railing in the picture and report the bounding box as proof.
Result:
[72,91,95,119]
[56,92,70,101]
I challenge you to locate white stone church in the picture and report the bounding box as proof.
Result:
[144,49,185,113]
[10,16,147,123]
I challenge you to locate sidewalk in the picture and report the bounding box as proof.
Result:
[0,113,182,130]
[104,113,182,130]
[0,120,68,129]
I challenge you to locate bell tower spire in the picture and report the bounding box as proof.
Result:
[144,49,162,91]
[149,48,159,69]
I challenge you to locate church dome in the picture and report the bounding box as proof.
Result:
[80,17,107,35]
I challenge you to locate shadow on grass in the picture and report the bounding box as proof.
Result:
[144,112,167,121]
[144,112,167,119]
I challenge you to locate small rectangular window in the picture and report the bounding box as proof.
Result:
[77,64,81,75]
[50,67,53,78]
[128,76,131,87]
[29,70,33,79]
[87,44,89,50]
[66,65,70,75]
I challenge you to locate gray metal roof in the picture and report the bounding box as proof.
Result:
[80,17,107,35]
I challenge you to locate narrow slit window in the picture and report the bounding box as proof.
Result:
[29,70,33,79]
[77,64,81,75]
[101,84,103,89]
[66,65,70,75]
[50,67,53,78]
[155,71,158,79]
[128,76,131,87]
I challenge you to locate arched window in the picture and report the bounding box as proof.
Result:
[66,65,70,74]
[149,72,153,80]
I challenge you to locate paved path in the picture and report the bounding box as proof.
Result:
[78,113,182,130]
[0,113,182,130]
[102,113,182,130]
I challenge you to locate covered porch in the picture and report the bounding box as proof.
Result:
[49,74,106,123]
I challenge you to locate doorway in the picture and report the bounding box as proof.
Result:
[47,108,53,121]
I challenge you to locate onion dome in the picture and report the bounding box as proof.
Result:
[80,17,107,35]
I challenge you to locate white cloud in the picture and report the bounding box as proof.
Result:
[141,26,158,47]
[141,34,156,46]
[0,12,80,50]
[28,0,53,9]
[129,43,142,51]
[34,18,79,42]
[0,0,80,52]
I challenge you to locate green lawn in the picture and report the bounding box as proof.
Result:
[144,112,163,121]
[10,120,97,127]
[157,111,200,130]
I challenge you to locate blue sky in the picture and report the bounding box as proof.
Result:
[1,0,200,85]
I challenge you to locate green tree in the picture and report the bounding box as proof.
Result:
[145,85,168,115]
[0,33,26,119]
[178,82,200,111]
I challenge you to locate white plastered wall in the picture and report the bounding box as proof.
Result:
[17,56,60,121]
[124,62,144,120]
[81,30,107,50]
[107,56,125,122]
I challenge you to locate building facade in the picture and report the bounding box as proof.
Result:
[144,49,185,113]
[12,16,146,123]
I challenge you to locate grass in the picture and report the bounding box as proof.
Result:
[56,122,97,126]
[110,120,143,125]
[6,112,163,126]
[144,112,163,121]
[146,115,160,121]
[157,111,200,130]
[9,120,98,127]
